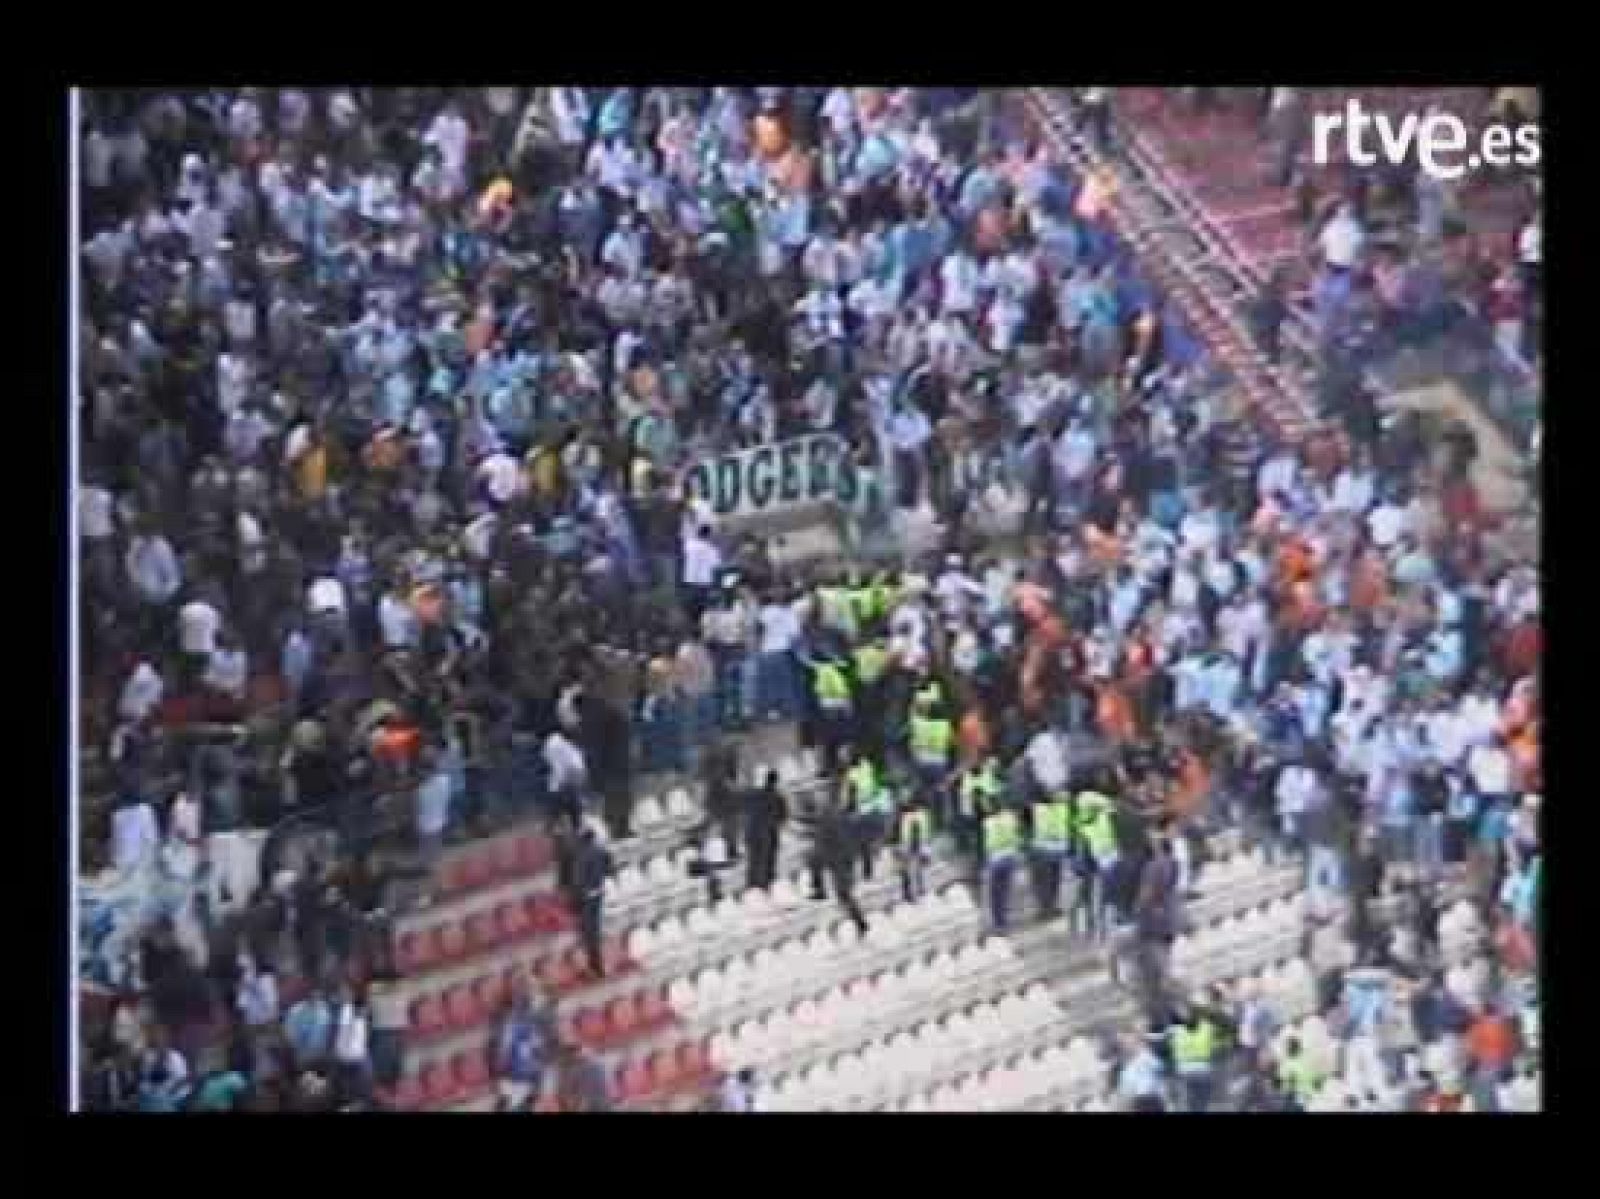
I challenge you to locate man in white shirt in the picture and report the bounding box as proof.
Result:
[1320,202,1364,272]
[476,449,524,507]
[111,798,161,871]
[203,635,248,699]
[1275,762,1321,843]
[118,659,165,725]
[178,596,222,659]
[307,576,347,620]
[887,403,932,508]
[125,530,182,606]
[423,101,470,199]
[378,588,418,652]
[1256,445,1300,505]
[1053,417,1097,507]
[939,249,978,317]
[755,594,804,720]
[1466,736,1513,804]
[682,524,723,617]
[544,728,588,822]
[934,556,984,624]
[80,485,115,542]
[1025,727,1070,796]
[1367,495,1410,550]
[601,213,645,278]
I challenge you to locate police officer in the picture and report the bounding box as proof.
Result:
[908,693,955,820]
[841,747,892,882]
[808,650,854,774]
[1075,776,1121,940]
[1029,790,1073,919]
[896,794,934,903]
[980,803,1022,932]
[851,636,891,761]
[1169,1007,1219,1112]
[955,756,1003,876]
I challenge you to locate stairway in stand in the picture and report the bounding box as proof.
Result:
[1023,89,1327,452]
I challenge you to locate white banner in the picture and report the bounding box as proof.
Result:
[682,434,863,523]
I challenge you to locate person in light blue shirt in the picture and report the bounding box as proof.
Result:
[597,89,633,142]
[1058,266,1096,331]
[1202,653,1244,721]
[855,131,899,185]
[378,370,415,429]
[415,746,454,860]
[283,991,335,1068]
[1117,1038,1167,1106]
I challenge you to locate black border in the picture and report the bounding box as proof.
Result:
[37,41,1560,1172]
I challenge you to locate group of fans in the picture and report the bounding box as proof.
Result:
[77,85,1538,1112]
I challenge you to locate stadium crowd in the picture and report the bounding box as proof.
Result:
[77,86,1538,1112]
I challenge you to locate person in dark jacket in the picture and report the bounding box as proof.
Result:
[703,740,743,861]
[805,795,869,933]
[1130,831,1181,1015]
[579,692,634,841]
[743,769,789,891]
[572,823,612,978]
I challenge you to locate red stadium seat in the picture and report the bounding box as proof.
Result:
[545,895,579,934]
[421,1061,460,1107]
[453,1048,491,1094]
[494,901,530,943]
[465,911,498,954]
[535,951,581,994]
[490,836,522,880]
[514,835,551,874]
[646,1048,680,1093]
[436,920,468,963]
[460,850,494,892]
[616,1059,653,1104]
[443,984,481,1032]
[675,1040,711,1082]
[526,893,564,934]
[604,994,641,1043]
[410,994,446,1038]
[439,856,474,896]
[575,1006,608,1046]
[534,1092,563,1113]
[392,1075,427,1111]
[472,971,508,1016]
[502,963,529,999]
[601,936,631,975]
[557,1008,585,1046]
[637,986,672,1029]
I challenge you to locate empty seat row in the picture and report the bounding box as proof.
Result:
[435,834,553,899]
[758,987,1066,1112]
[671,890,980,1025]
[395,890,573,976]
[557,983,678,1052]
[383,1049,567,1112]
[897,1038,1113,1112]
[1187,855,1304,926]
[611,1036,717,1107]
[625,864,967,987]
[407,938,635,1042]
[630,750,822,834]
[1170,893,1307,987]
[707,933,1021,1076]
